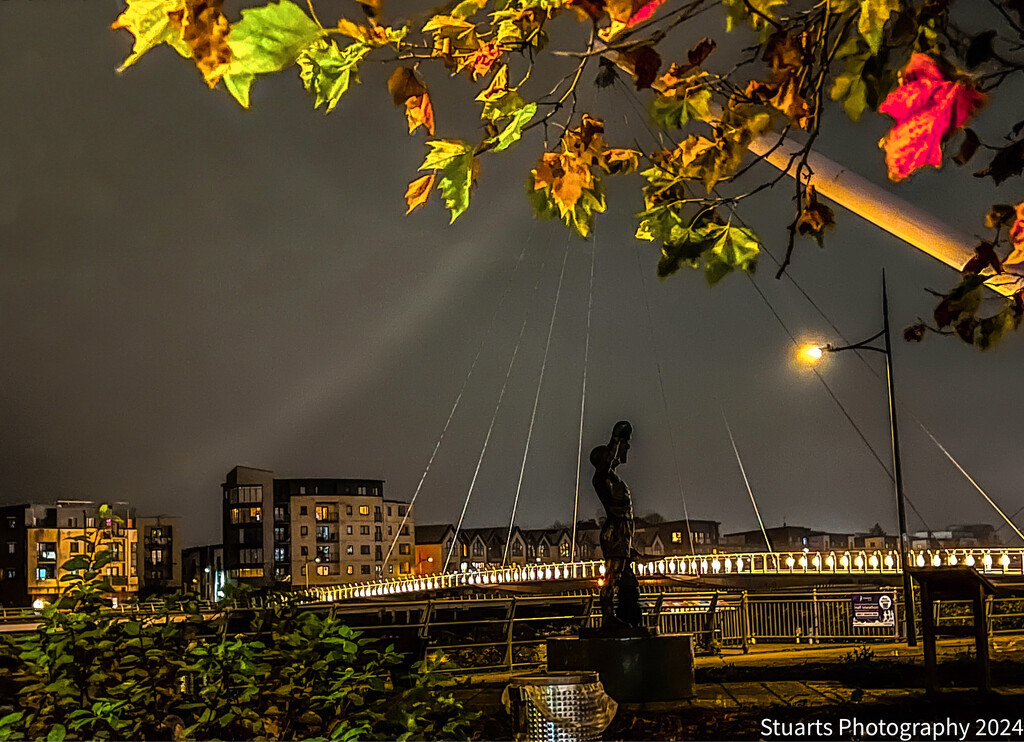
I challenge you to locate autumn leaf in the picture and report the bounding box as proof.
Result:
[974,139,1024,184]
[222,0,324,107]
[388,67,434,135]
[703,223,760,285]
[600,148,641,174]
[112,0,191,72]
[960,241,1002,275]
[406,94,435,135]
[166,0,232,87]
[794,185,836,247]
[467,42,502,80]
[405,173,436,213]
[336,18,407,47]
[485,101,536,152]
[858,0,900,55]
[600,0,668,41]
[297,39,370,113]
[621,45,661,90]
[418,139,476,222]
[1006,202,1024,267]
[878,54,986,182]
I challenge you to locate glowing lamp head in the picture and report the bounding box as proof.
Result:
[798,344,825,365]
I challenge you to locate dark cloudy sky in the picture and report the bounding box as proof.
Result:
[2,2,1022,548]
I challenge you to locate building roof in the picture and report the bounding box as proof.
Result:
[414,524,454,545]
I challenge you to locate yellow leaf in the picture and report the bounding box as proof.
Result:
[405,173,436,213]
[476,64,509,101]
[600,148,641,174]
[168,0,233,88]
[405,93,435,135]
[111,0,190,72]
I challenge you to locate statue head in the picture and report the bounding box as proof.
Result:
[610,420,632,463]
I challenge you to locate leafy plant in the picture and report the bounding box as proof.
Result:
[109,0,1024,347]
[0,505,475,741]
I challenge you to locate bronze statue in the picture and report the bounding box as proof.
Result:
[590,420,642,631]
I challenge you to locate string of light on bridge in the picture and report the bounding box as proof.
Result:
[305,548,1024,602]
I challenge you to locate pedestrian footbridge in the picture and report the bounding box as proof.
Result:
[307,547,1024,602]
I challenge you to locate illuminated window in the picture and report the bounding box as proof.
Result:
[359,506,370,516]
[346,525,353,535]
[671,532,683,544]
[300,526,308,537]
[316,565,329,576]
[346,565,354,575]
[401,526,409,536]
[399,543,410,555]
[315,506,330,521]
[400,562,410,574]
[346,545,354,555]
[560,542,570,558]
[540,545,549,558]
[512,541,523,557]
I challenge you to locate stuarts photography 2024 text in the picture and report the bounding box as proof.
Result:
[760,717,1024,741]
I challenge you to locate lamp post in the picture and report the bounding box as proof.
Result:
[798,272,917,647]
[302,555,322,591]
[415,556,435,575]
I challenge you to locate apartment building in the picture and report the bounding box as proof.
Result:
[136,515,183,593]
[0,501,138,607]
[221,466,415,589]
[182,543,226,601]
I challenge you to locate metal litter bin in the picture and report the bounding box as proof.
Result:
[504,671,618,742]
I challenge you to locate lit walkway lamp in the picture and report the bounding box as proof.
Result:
[798,272,917,647]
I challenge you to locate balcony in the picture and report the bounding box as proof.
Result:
[145,535,171,547]
[316,533,338,543]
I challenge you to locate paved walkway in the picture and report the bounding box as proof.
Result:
[454,637,1024,715]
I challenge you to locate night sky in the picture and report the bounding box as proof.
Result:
[2,2,1022,548]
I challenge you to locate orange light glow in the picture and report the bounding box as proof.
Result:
[797,343,824,365]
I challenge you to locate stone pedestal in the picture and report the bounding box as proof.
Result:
[546,633,695,704]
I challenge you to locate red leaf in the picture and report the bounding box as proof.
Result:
[1007,202,1024,266]
[878,54,986,182]
[627,0,667,27]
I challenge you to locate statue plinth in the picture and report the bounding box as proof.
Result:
[547,633,696,704]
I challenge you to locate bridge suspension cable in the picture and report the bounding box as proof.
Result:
[721,405,774,552]
[504,238,572,564]
[760,238,1024,545]
[634,245,696,555]
[571,237,597,562]
[382,235,535,573]
[445,250,551,572]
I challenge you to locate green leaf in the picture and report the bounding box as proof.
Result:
[223,0,324,108]
[488,102,536,152]
[703,223,761,285]
[297,39,371,113]
[112,0,190,72]
[649,89,711,130]
[419,140,475,222]
[858,0,900,55]
[46,724,66,742]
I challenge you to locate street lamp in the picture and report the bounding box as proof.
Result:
[302,555,322,591]
[415,556,435,575]
[797,272,917,647]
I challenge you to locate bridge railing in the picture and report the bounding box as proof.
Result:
[305,547,1024,603]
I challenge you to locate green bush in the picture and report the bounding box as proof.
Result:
[0,506,475,741]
